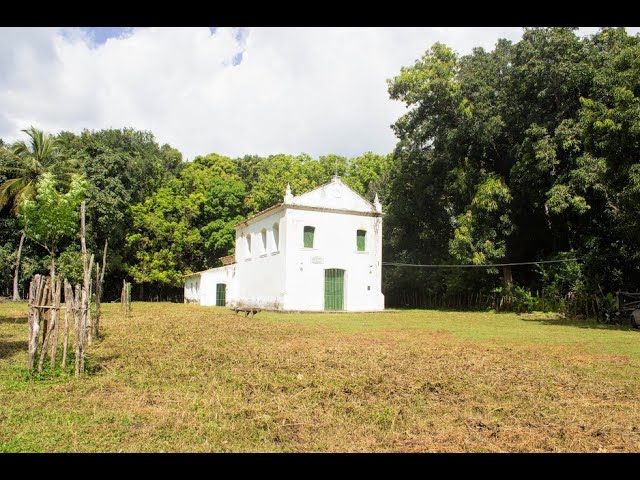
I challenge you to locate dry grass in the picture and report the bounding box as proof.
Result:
[1,301,639,452]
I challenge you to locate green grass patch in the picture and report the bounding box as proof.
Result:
[1,301,639,452]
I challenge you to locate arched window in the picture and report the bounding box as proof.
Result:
[357,230,366,251]
[303,226,315,248]
[261,228,267,254]
[272,223,280,252]
[246,234,252,255]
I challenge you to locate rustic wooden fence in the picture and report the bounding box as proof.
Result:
[27,273,94,376]
[25,201,103,377]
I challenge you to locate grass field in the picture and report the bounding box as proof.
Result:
[1,301,639,452]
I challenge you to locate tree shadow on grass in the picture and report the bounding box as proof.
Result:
[0,339,27,359]
[0,314,28,324]
[86,353,120,375]
[519,315,638,332]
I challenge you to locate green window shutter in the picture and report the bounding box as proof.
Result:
[356,230,366,251]
[304,226,315,248]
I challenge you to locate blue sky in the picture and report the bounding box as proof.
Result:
[79,27,245,63]
[80,27,135,45]
[1,27,638,160]
[80,27,230,45]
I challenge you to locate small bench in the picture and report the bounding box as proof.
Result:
[231,307,261,318]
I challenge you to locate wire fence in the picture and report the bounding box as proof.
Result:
[384,288,603,317]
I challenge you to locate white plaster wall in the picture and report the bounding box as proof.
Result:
[184,273,202,304]
[184,265,237,306]
[283,208,384,311]
[234,210,287,309]
[290,178,375,212]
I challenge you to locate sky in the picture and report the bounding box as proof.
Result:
[1,27,638,160]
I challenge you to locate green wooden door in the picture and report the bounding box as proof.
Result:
[324,269,345,310]
[216,284,226,306]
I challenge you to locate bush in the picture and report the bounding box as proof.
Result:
[511,286,535,313]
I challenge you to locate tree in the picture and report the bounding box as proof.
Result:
[246,154,316,213]
[53,128,185,299]
[233,155,265,194]
[345,152,394,201]
[20,173,87,287]
[449,173,514,284]
[0,242,14,297]
[0,127,75,211]
[385,27,640,304]
[125,154,247,292]
[0,127,76,300]
[240,152,392,214]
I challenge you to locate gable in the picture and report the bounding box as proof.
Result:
[290,178,375,213]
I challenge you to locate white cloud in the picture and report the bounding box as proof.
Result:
[0,27,638,159]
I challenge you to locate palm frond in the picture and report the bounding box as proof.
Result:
[0,165,29,175]
[0,177,27,209]
[2,127,71,213]
[14,180,35,213]
[11,140,31,158]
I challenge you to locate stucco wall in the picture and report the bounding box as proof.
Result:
[184,273,202,304]
[184,265,236,306]
[234,210,287,309]
[283,208,384,311]
[290,179,374,212]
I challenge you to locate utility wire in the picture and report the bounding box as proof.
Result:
[382,258,580,268]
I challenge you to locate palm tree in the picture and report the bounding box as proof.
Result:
[0,127,65,212]
[0,127,73,300]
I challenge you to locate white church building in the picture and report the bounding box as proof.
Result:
[183,176,384,311]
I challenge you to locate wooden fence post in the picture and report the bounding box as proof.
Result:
[27,275,46,372]
[74,284,82,377]
[80,253,94,373]
[121,280,132,319]
[37,277,61,372]
[62,280,73,369]
[94,240,108,340]
[48,275,62,369]
[80,201,93,347]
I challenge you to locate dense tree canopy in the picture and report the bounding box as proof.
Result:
[240,152,393,213]
[20,173,87,278]
[125,154,247,286]
[384,27,640,304]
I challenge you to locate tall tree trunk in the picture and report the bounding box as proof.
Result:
[12,233,25,301]
[49,254,56,294]
[503,265,513,288]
